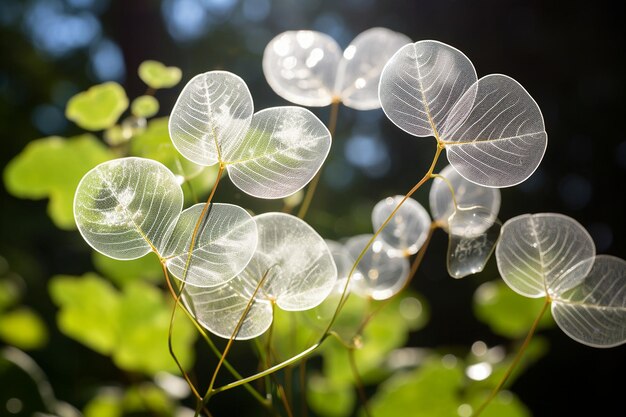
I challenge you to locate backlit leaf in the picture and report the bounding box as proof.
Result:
[66,82,128,131]
[3,134,114,229]
[495,213,595,298]
[0,308,48,350]
[138,60,182,89]
[130,95,159,118]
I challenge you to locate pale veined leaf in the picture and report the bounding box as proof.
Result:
[552,255,626,348]
[335,27,411,110]
[429,164,500,236]
[447,208,501,279]
[345,234,410,300]
[495,213,596,298]
[325,239,362,295]
[169,71,253,166]
[163,203,258,287]
[224,106,331,198]
[379,40,477,138]
[371,195,431,256]
[263,31,342,107]
[74,157,183,260]
[182,213,337,339]
[442,74,547,187]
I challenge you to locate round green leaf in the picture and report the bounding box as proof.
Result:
[0,308,48,350]
[131,95,159,118]
[138,60,182,89]
[66,82,129,131]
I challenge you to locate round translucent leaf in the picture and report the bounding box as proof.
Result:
[263,30,342,106]
[169,71,253,166]
[379,40,477,138]
[345,234,410,300]
[255,213,337,311]
[131,95,159,118]
[447,211,501,278]
[442,74,547,187]
[495,213,596,298]
[325,239,362,295]
[163,203,258,287]
[74,157,183,259]
[371,195,431,256]
[224,106,331,199]
[552,255,626,348]
[181,252,275,340]
[430,164,501,236]
[336,27,411,110]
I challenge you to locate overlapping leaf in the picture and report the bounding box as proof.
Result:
[345,234,410,300]
[371,195,431,256]
[442,75,547,187]
[74,157,257,287]
[182,213,337,340]
[264,28,410,109]
[495,213,596,298]
[379,41,547,188]
[169,71,331,198]
[551,255,626,347]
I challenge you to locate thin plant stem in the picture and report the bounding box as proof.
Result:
[324,144,444,335]
[203,269,273,405]
[297,98,340,219]
[406,222,438,287]
[472,297,551,417]
[348,348,371,417]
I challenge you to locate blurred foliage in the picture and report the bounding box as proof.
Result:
[66,82,129,131]
[138,61,182,90]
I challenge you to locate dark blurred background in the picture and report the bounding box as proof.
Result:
[1,0,624,416]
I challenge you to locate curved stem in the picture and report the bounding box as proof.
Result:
[323,144,444,335]
[297,99,341,219]
[472,297,551,417]
[406,223,438,287]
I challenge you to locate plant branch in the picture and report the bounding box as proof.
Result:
[472,297,551,417]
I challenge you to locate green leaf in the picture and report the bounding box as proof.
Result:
[49,274,120,355]
[138,60,182,89]
[123,383,173,415]
[66,82,129,131]
[113,281,196,375]
[307,374,355,417]
[367,358,463,417]
[467,391,531,417]
[131,95,159,118]
[3,134,115,229]
[474,280,554,338]
[0,279,20,311]
[130,117,204,182]
[84,390,123,417]
[92,251,162,287]
[0,308,48,349]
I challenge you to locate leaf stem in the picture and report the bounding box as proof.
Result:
[472,297,551,417]
[297,98,341,219]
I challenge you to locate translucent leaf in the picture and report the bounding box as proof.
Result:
[429,164,500,236]
[442,74,547,187]
[335,27,411,110]
[263,31,342,106]
[447,210,500,278]
[474,280,554,338]
[130,117,204,182]
[0,308,48,350]
[169,71,254,166]
[379,40,477,138]
[163,203,258,287]
[552,255,626,347]
[66,82,129,131]
[371,195,431,256]
[325,240,361,295]
[224,106,331,198]
[49,274,120,355]
[130,95,159,118]
[74,157,183,260]
[183,213,337,339]
[495,213,596,298]
[3,134,114,229]
[345,234,410,300]
[138,60,182,89]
